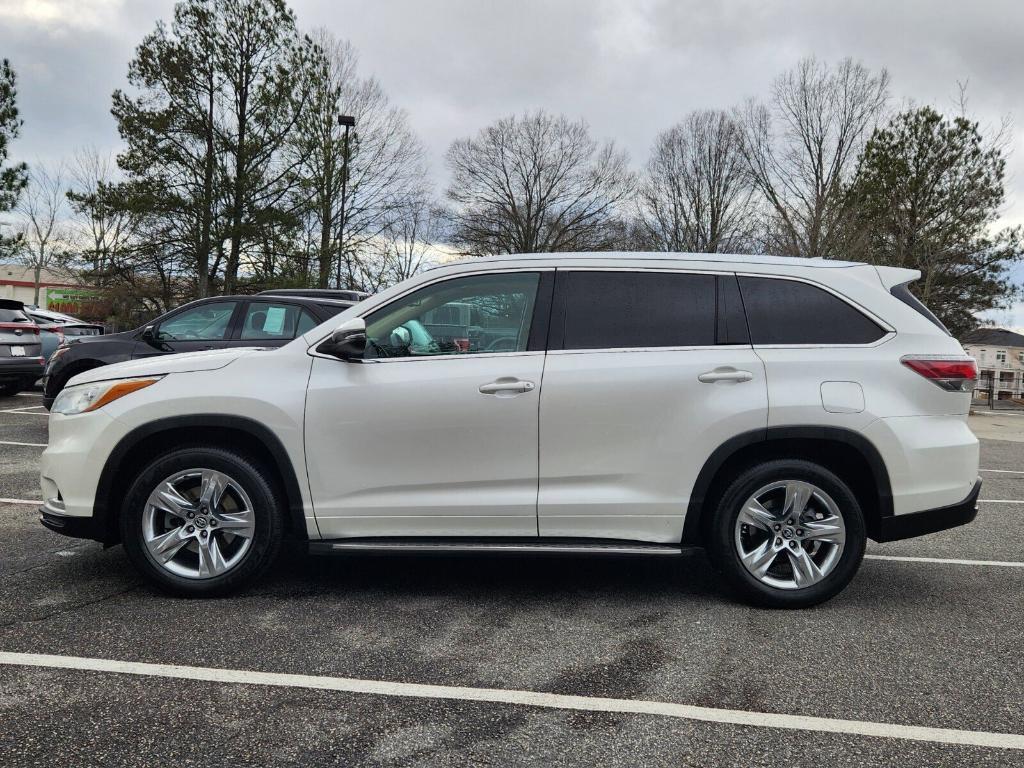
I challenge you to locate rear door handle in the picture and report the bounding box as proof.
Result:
[479,379,535,395]
[698,368,753,384]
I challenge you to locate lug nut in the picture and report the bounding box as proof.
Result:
[209,519,217,527]
[200,530,208,538]
[796,529,803,536]
[787,518,794,525]
[186,525,195,533]
[789,541,797,549]
[773,524,781,531]
[775,538,782,546]
[187,511,195,519]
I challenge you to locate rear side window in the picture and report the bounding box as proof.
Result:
[561,271,716,349]
[738,276,885,345]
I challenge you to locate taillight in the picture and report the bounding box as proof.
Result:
[902,356,977,392]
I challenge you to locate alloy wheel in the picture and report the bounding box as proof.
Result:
[141,468,256,580]
[734,480,847,590]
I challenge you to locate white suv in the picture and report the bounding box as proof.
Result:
[39,253,980,607]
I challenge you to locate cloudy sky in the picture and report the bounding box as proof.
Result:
[2,0,1022,325]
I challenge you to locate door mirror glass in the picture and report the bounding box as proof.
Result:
[317,317,367,360]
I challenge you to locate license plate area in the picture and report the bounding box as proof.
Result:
[10,346,25,357]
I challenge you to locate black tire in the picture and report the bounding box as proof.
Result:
[0,383,22,397]
[120,446,285,597]
[706,459,866,609]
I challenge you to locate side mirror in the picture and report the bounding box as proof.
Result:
[316,317,367,360]
[141,325,156,341]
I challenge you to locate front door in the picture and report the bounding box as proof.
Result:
[305,271,550,539]
[538,269,768,543]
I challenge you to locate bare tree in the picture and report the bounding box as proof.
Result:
[446,111,634,255]
[375,193,443,285]
[292,31,429,290]
[16,163,73,305]
[737,57,889,257]
[66,148,140,285]
[638,110,756,253]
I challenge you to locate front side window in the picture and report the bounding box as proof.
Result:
[560,271,716,350]
[738,277,885,345]
[364,272,540,359]
[156,301,237,341]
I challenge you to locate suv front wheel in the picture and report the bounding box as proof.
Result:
[707,460,866,608]
[120,446,285,597]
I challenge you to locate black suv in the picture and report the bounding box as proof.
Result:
[43,293,354,409]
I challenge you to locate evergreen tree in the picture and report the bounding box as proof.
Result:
[845,106,1022,336]
[0,59,29,258]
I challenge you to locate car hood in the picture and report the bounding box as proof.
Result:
[68,347,266,386]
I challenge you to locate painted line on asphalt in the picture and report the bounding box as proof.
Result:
[980,468,1024,474]
[0,408,48,416]
[1,652,1022,750]
[0,440,47,447]
[0,497,42,505]
[865,554,1024,568]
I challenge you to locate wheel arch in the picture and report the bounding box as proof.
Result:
[92,415,309,545]
[681,426,893,547]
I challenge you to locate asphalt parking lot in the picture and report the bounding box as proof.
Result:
[1,391,1022,766]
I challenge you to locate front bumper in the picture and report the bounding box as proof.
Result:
[874,478,981,542]
[39,503,99,540]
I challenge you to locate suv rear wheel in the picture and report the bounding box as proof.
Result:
[707,460,866,608]
[120,446,284,597]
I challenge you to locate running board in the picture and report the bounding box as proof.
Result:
[308,538,687,557]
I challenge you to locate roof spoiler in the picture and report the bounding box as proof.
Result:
[874,266,921,290]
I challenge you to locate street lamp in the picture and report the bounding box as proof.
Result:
[336,114,355,290]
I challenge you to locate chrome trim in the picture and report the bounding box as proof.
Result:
[312,541,684,555]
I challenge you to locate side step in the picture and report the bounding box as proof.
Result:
[309,537,687,557]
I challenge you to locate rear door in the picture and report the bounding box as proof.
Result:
[537,269,768,543]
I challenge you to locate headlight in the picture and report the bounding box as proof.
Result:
[51,376,162,415]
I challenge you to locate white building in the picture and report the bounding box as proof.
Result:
[0,264,82,308]
[962,328,1024,401]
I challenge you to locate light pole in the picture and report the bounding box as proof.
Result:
[336,114,355,290]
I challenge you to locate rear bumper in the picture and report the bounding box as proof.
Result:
[0,357,45,381]
[874,478,981,542]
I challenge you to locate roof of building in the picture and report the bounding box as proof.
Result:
[962,327,1024,348]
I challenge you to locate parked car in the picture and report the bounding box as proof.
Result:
[0,298,46,396]
[24,307,105,362]
[41,293,355,408]
[38,253,980,606]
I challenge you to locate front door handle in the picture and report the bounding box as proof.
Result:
[479,378,535,395]
[698,368,753,384]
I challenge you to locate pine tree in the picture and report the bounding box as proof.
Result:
[0,59,29,258]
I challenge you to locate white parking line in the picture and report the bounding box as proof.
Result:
[0,440,47,447]
[0,652,1021,750]
[980,468,1024,474]
[0,408,48,416]
[865,554,1024,568]
[0,497,42,505]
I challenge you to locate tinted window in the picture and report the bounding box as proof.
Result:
[296,310,319,336]
[0,308,30,322]
[157,301,236,341]
[240,302,306,341]
[738,277,885,345]
[890,282,949,335]
[561,271,716,350]
[364,272,539,358]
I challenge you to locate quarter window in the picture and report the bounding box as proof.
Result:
[738,277,885,345]
[560,271,716,350]
[364,272,540,358]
